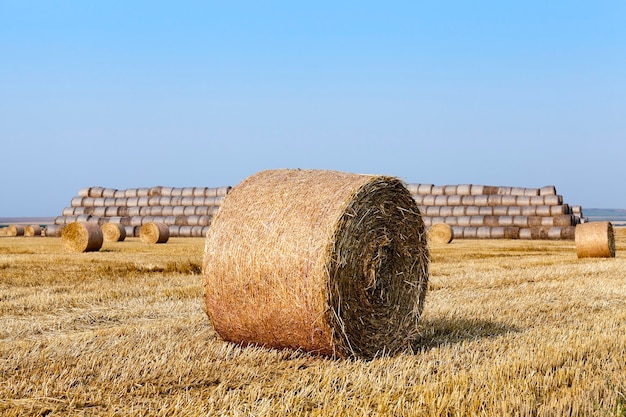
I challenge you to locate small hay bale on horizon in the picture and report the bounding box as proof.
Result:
[101,223,126,242]
[62,222,103,253]
[24,225,42,237]
[575,221,615,258]
[203,169,429,360]
[427,223,453,244]
[140,222,170,244]
[6,224,25,237]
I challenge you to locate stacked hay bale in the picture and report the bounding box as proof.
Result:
[50,186,230,237]
[407,184,584,240]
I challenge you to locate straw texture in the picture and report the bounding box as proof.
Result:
[24,225,42,237]
[575,222,615,258]
[62,222,103,253]
[6,224,25,237]
[140,222,170,244]
[101,223,126,242]
[427,223,453,244]
[203,169,429,359]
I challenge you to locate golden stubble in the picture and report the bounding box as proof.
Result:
[1,233,625,416]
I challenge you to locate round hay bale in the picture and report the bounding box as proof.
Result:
[203,169,429,359]
[463,226,478,239]
[575,222,615,258]
[479,206,494,216]
[443,185,457,195]
[114,190,126,198]
[62,222,103,252]
[439,206,454,217]
[44,224,64,237]
[428,223,453,244]
[497,186,512,195]
[470,185,484,195]
[405,183,418,194]
[422,195,436,206]
[492,206,507,216]
[101,223,126,242]
[140,222,170,244]
[456,184,472,195]
[451,206,466,216]
[7,224,25,237]
[417,184,433,194]
[102,188,117,198]
[540,185,557,196]
[447,195,463,206]
[434,195,448,206]
[431,185,445,195]
[178,225,193,237]
[488,195,503,206]
[476,226,491,239]
[24,225,42,237]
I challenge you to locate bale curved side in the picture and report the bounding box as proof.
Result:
[575,222,615,258]
[6,224,25,237]
[24,225,42,237]
[140,222,170,244]
[62,222,103,252]
[203,169,429,359]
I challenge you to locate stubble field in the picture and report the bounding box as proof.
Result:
[1,232,625,416]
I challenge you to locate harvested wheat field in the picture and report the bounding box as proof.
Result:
[1,233,625,416]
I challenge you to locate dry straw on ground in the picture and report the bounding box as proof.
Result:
[140,222,170,244]
[61,222,103,253]
[203,169,429,359]
[427,223,453,244]
[6,224,25,237]
[101,223,126,242]
[575,221,616,258]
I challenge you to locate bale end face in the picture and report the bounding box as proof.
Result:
[101,223,126,242]
[575,222,615,258]
[62,222,103,253]
[203,169,429,360]
[427,223,453,244]
[140,222,170,243]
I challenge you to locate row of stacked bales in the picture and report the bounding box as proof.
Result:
[45,182,585,240]
[406,184,585,240]
[47,185,230,238]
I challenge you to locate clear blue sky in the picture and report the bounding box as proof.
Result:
[1,1,625,216]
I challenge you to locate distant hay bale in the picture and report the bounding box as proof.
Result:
[62,222,103,253]
[101,223,126,242]
[203,169,429,359]
[24,225,42,237]
[428,223,453,244]
[140,222,170,244]
[540,185,557,195]
[575,222,615,258]
[456,184,472,195]
[6,224,25,237]
[44,224,64,237]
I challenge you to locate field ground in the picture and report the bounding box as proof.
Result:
[1,233,625,416]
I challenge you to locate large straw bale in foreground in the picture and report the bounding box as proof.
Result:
[203,169,429,359]
[575,222,615,258]
[62,222,103,252]
[140,222,169,243]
